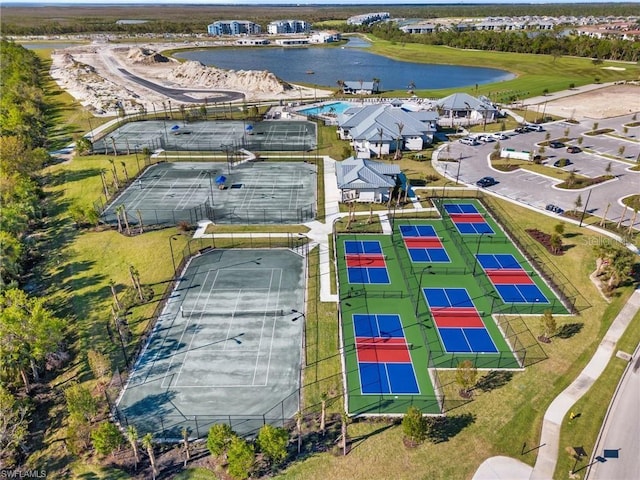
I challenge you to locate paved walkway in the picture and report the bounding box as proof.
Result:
[473,287,640,480]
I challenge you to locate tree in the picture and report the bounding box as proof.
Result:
[577,136,583,146]
[401,406,427,446]
[64,383,98,424]
[257,424,289,466]
[617,146,626,158]
[126,425,140,470]
[573,194,583,214]
[207,423,236,458]
[75,136,92,156]
[393,122,404,161]
[227,436,255,480]
[340,409,349,456]
[0,231,22,287]
[456,360,477,398]
[550,233,563,254]
[142,433,157,480]
[91,421,124,456]
[295,410,303,454]
[0,288,65,392]
[0,385,29,466]
[182,427,191,466]
[592,122,599,131]
[120,161,129,183]
[605,161,613,175]
[553,223,565,236]
[538,310,557,343]
[129,265,144,302]
[319,392,328,435]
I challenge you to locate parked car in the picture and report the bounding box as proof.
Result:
[460,137,479,146]
[545,204,564,214]
[566,146,581,153]
[525,123,544,132]
[477,134,495,143]
[476,176,497,188]
[553,158,573,167]
[491,132,508,140]
[514,126,528,134]
[549,141,565,149]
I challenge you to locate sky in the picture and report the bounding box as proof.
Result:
[2,0,636,4]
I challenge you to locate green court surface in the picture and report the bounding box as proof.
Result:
[115,249,306,439]
[337,198,569,416]
[92,119,317,154]
[101,161,316,226]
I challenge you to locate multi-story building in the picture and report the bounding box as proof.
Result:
[267,20,311,34]
[346,12,390,26]
[207,21,262,36]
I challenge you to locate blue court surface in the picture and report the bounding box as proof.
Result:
[345,240,383,254]
[344,240,390,284]
[423,287,474,308]
[407,248,450,262]
[354,314,404,338]
[495,284,549,304]
[455,222,494,235]
[353,314,420,395]
[438,327,498,353]
[359,362,420,394]
[444,204,479,214]
[399,225,437,237]
[476,253,521,270]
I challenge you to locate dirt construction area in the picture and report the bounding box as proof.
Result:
[540,83,640,119]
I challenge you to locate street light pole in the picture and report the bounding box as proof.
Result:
[415,266,433,317]
[473,233,492,276]
[169,235,179,278]
[456,153,462,185]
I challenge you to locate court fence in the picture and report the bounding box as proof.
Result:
[495,313,548,368]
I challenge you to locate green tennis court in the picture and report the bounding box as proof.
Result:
[115,248,306,439]
[92,119,317,154]
[100,161,316,226]
[337,198,569,416]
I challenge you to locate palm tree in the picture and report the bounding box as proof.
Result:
[108,158,120,190]
[340,409,349,456]
[121,161,129,183]
[181,427,191,466]
[126,425,139,471]
[320,392,328,436]
[142,433,157,479]
[295,411,303,454]
[136,210,144,234]
[109,279,122,311]
[407,80,416,94]
[119,205,131,235]
[372,77,380,93]
[393,122,404,161]
[573,194,583,214]
[377,127,384,158]
[114,205,123,233]
[129,265,144,301]
[336,79,345,93]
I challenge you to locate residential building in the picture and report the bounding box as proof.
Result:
[337,101,438,158]
[207,21,262,36]
[310,31,341,43]
[347,12,390,26]
[335,157,401,203]
[267,20,311,34]
[435,93,499,126]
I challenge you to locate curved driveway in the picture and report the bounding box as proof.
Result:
[116,66,244,104]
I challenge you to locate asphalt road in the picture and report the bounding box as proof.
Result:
[586,348,640,480]
[116,67,244,104]
[438,114,640,231]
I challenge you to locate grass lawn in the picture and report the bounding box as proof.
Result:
[365,36,640,100]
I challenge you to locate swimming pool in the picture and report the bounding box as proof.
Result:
[298,102,354,116]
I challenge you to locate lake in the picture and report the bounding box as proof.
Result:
[174,37,514,91]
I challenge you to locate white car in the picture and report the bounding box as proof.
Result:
[477,135,495,143]
[491,132,508,140]
[459,137,479,146]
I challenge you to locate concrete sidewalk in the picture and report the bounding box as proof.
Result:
[473,288,640,480]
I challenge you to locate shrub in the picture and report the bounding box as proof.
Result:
[207,423,236,458]
[402,406,427,446]
[227,436,255,480]
[91,421,124,457]
[256,424,289,466]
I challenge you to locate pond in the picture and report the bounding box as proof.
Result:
[174,37,514,91]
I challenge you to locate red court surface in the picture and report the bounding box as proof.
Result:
[404,237,443,248]
[346,254,386,268]
[356,342,411,363]
[432,311,485,328]
[450,213,485,223]
[487,271,534,285]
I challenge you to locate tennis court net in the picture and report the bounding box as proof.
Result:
[182,308,285,318]
[356,342,412,351]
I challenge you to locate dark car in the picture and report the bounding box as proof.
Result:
[514,126,528,134]
[476,176,497,188]
[567,146,581,153]
[553,158,573,168]
[549,141,565,148]
[545,204,564,214]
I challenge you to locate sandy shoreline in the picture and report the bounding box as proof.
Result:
[50,41,333,116]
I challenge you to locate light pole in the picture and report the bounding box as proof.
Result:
[473,233,492,276]
[205,171,215,205]
[169,235,180,278]
[415,266,434,317]
[456,152,463,185]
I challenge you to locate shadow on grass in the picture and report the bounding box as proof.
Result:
[426,413,476,444]
[349,420,397,453]
[475,370,514,392]
[555,322,584,339]
[46,167,104,187]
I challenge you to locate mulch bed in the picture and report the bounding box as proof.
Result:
[525,228,563,255]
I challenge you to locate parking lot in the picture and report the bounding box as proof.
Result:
[438,111,640,230]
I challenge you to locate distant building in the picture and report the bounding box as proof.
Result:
[310,31,341,43]
[236,38,270,46]
[347,12,390,26]
[435,93,499,125]
[207,21,262,36]
[267,20,311,34]
[341,81,379,95]
[335,157,401,203]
